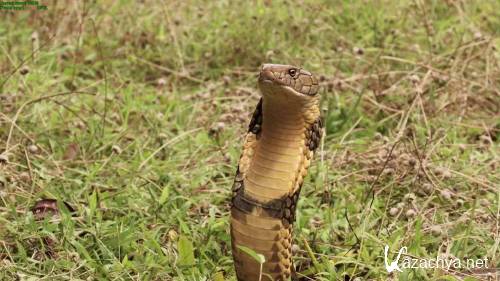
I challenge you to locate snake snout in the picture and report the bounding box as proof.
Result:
[258,64,277,83]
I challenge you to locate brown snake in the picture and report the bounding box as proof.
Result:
[230,64,322,281]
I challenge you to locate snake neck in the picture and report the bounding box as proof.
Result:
[262,100,304,131]
[241,98,315,199]
[260,96,319,137]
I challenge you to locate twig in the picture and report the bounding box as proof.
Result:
[161,2,186,74]
[4,91,95,153]
[138,128,202,170]
[364,139,401,208]
[89,19,109,139]
[131,55,204,84]
[449,170,495,191]
[0,33,57,91]
[0,113,35,144]
[345,208,360,245]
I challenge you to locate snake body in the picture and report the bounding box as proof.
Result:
[230,64,322,281]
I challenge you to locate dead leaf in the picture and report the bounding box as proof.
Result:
[31,199,75,220]
[63,143,79,161]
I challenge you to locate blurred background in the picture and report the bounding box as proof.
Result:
[0,1,499,280]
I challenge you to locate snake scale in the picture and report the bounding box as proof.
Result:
[230,64,322,281]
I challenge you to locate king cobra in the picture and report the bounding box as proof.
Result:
[230,64,322,280]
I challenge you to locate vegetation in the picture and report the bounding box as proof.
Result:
[0,1,499,280]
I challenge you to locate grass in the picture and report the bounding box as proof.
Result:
[0,0,499,280]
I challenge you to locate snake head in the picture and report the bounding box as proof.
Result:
[258,64,319,98]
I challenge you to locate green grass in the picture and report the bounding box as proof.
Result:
[1,1,499,280]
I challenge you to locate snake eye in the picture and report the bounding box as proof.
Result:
[288,68,297,77]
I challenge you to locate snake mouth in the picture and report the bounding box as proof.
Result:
[259,79,302,100]
[258,69,277,84]
[258,78,273,84]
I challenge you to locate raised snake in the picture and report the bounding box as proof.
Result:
[230,64,322,281]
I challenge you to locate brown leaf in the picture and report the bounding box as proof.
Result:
[63,143,79,161]
[31,199,75,220]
